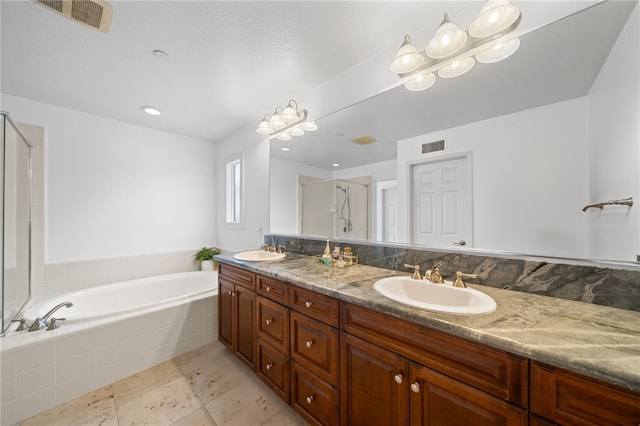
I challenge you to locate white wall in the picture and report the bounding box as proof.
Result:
[587,4,639,262]
[397,97,590,259]
[215,127,270,251]
[1,95,217,263]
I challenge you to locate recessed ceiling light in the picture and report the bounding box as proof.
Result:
[140,106,161,116]
[280,147,291,152]
[332,163,340,167]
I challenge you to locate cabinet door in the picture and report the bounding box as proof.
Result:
[218,278,234,350]
[410,363,527,426]
[341,332,409,426]
[235,285,255,369]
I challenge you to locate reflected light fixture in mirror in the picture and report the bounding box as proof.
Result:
[256,99,317,140]
[392,0,521,91]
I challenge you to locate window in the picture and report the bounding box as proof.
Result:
[225,154,243,227]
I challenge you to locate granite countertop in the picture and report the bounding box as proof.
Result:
[216,253,640,393]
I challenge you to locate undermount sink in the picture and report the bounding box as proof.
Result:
[373,276,496,315]
[233,250,286,262]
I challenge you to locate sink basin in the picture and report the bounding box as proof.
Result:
[373,276,496,315]
[233,250,286,262]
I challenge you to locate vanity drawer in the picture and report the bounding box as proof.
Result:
[256,338,290,403]
[291,361,339,426]
[257,275,289,305]
[218,263,255,290]
[291,311,340,387]
[290,286,339,327]
[530,362,640,425]
[256,296,289,353]
[341,303,528,407]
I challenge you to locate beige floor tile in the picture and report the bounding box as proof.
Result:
[185,352,254,405]
[116,376,202,426]
[21,385,117,426]
[262,405,309,426]
[112,360,184,407]
[175,342,227,376]
[204,378,287,426]
[171,406,217,426]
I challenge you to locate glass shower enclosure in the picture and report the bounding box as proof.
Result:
[1,112,32,336]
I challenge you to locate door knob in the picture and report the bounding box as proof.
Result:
[453,240,466,246]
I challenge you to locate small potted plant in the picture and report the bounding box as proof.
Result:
[194,246,220,271]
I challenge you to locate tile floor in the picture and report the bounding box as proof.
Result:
[20,341,309,426]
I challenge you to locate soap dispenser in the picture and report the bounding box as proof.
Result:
[321,239,333,265]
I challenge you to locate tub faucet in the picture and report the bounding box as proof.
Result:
[29,302,73,331]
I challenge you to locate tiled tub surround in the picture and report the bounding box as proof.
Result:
[1,272,218,425]
[264,235,640,312]
[216,252,640,395]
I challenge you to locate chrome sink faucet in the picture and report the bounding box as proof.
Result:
[28,302,73,331]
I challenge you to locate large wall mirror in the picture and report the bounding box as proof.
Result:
[270,1,639,264]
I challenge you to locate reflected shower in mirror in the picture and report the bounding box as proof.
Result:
[269,1,640,264]
[1,113,32,335]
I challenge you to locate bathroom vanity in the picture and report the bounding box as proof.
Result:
[216,254,640,425]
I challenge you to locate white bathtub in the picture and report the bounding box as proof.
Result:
[1,271,219,425]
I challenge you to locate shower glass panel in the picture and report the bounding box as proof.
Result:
[1,113,32,335]
[300,178,369,240]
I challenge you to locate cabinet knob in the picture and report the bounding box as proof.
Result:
[265,319,273,325]
[305,340,313,348]
[227,290,232,296]
[394,374,404,384]
[306,395,314,404]
[265,363,273,371]
[304,301,313,308]
[411,382,420,393]
[265,286,271,292]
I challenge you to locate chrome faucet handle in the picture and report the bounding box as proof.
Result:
[403,264,422,280]
[47,318,65,330]
[453,271,478,288]
[10,318,29,331]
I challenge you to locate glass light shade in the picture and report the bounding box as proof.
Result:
[270,113,286,130]
[438,56,475,78]
[140,106,161,115]
[425,14,467,59]
[281,105,299,123]
[404,71,436,91]
[390,35,425,74]
[275,132,292,141]
[289,126,305,136]
[476,37,520,63]
[256,119,273,134]
[468,0,520,38]
[302,121,318,131]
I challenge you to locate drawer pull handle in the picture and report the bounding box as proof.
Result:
[265,319,273,325]
[394,374,404,384]
[265,363,273,371]
[227,290,232,296]
[305,340,313,348]
[411,382,420,393]
[306,395,314,404]
[265,286,271,292]
[304,301,312,308]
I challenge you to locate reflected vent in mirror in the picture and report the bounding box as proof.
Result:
[422,139,445,154]
[351,135,376,145]
[34,0,114,33]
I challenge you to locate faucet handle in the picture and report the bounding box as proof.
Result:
[10,318,29,331]
[403,264,422,280]
[277,245,285,254]
[453,271,477,288]
[47,318,65,331]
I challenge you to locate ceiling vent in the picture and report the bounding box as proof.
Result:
[422,139,445,154]
[351,135,377,145]
[34,0,114,33]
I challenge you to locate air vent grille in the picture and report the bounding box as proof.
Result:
[422,139,445,154]
[34,0,114,33]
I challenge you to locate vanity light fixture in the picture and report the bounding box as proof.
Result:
[391,0,521,92]
[140,106,161,116]
[256,99,317,139]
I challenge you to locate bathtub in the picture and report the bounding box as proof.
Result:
[1,271,218,425]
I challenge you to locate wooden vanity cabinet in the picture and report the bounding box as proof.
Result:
[256,295,291,401]
[218,263,256,370]
[530,362,640,425]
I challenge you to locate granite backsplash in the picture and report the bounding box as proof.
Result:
[264,234,640,312]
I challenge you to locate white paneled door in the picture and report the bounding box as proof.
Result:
[411,155,472,248]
